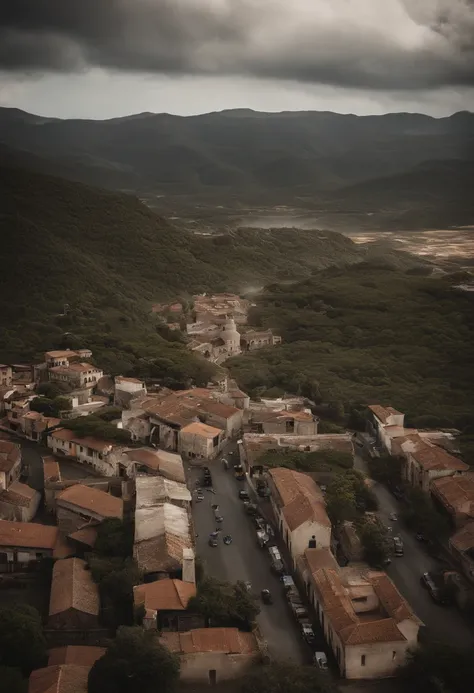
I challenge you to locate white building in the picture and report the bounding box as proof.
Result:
[267,467,331,567]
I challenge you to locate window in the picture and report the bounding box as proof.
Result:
[392,651,396,660]
[35,552,43,560]
[361,655,366,666]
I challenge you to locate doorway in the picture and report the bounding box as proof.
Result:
[209,669,217,685]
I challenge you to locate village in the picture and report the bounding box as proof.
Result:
[0,294,474,692]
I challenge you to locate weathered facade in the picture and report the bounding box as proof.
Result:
[0,439,21,491]
[179,422,225,459]
[56,484,123,535]
[47,428,124,476]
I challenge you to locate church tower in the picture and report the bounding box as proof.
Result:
[221,316,241,356]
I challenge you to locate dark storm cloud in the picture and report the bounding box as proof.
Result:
[1,0,474,90]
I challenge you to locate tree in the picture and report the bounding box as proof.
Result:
[30,395,72,417]
[368,454,402,487]
[357,520,391,568]
[240,663,337,693]
[400,643,474,693]
[0,666,26,693]
[402,488,449,542]
[88,626,180,693]
[36,381,73,398]
[188,577,260,630]
[0,604,47,675]
[94,518,133,558]
[89,555,141,628]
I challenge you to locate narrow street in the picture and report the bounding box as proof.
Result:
[188,444,309,664]
[355,453,474,648]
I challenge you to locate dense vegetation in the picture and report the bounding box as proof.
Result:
[325,470,378,526]
[0,604,47,690]
[257,448,353,474]
[229,263,474,441]
[0,165,385,385]
[240,662,337,693]
[188,576,260,631]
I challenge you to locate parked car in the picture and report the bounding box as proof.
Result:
[301,622,316,646]
[214,509,224,523]
[223,535,232,545]
[257,529,269,547]
[239,489,250,501]
[261,589,273,604]
[421,572,447,604]
[281,575,295,591]
[313,652,328,670]
[389,512,398,521]
[393,536,404,556]
[203,473,213,487]
[196,490,204,502]
[416,532,426,542]
[245,503,259,516]
[208,533,218,547]
[268,546,284,574]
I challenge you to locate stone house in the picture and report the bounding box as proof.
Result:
[55,484,123,535]
[114,375,146,408]
[0,481,41,521]
[134,571,199,631]
[298,548,422,679]
[18,411,61,442]
[44,349,92,368]
[0,520,64,570]
[160,627,260,685]
[121,447,185,482]
[267,467,331,567]
[449,522,474,584]
[134,502,192,578]
[47,428,124,476]
[0,364,12,387]
[367,405,405,451]
[48,557,100,630]
[240,329,281,351]
[248,409,319,436]
[401,435,468,493]
[0,439,21,491]
[49,362,103,389]
[430,473,474,527]
[179,421,225,460]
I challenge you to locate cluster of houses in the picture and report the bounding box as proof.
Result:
[153,292,282,364]
[368,404,474,589]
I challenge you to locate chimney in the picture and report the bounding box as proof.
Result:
[182,547,196,584]
[308,535,317,549]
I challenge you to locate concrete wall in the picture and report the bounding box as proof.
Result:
[48,607,99,631]
[206,410,242,438]
[344,641,410,679]
[295,420,319,435]
[0,491,41,522]
[0,457,21,492]
[178,651,259,684]
[179,431,223,459]
[290,521,331,565]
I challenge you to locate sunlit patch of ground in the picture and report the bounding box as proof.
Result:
[345,228,474,261]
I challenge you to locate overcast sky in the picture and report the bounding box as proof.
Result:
[1,0,473,119]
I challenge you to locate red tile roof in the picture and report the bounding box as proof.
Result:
[0,520,59,550]
[134,578,196,612]
[0,481,38,508]
[269,467,330,530]
[0,439,20,473]
[368,405,404,424]
[161,627,258,655]
[180,421,223,439]
[48,646,106,667]
[450,522,474,552]
[57,484,123,519]
[43,456,61,483]
[28,664,90,693]
[412,445,468,472]
[431,474,474,519]
[50,428,113,453]
[49,557,99,617]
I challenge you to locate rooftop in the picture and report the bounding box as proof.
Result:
[161,627,258,655]
[28,664,90,693]
[50,427,113,453]
[450,522,474,553]
[50,362,101,374]
[0,439,21,473]
[68,525,98,548]
[135,475,191,508]
[57,484,124,519]
[49,557,100,617]
[134,577,196,612]
[431,473,474,519]
[123,447,185,483]
[45,350,78,359]
[43,456,62,483]
[0,519,59,550]
[268,467,330,530]
[146,391,238,427]
[368,405,404,425]
[242,432,353,465]
[134,533,192,574]
[115,376,145,385]
[411,443,468,472]
[180,421,223,438]
[135,501,190,543]
[48,646,106,667]
[0,481,39,508]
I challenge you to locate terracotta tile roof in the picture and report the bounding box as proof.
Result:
[269,467,330,530]
[50,362,101,374]
[0,519,59,550]
[124,448,185,482]
[146,391,239,427]
[115,376,144,385]
[341,619,407,645]
[431,474,474,519]
[48,646,106,667]
[0,481,39,508]
[49,557,99,617]
[45,350,78,359]
[411,444,468,472]
[50,428,113,454]
[43,456,62,483]
[0,439,20,473]
[161,627,258,655]
[370,572,419,623]
[304,547,339,575]
[68,526,98,548]
[57,484,123,519]
[134,578,196,612]
[28,664,90,693]
[368,405,403,424]
[134,533,192,574]
[450,522,474,552]
[180,421,223,439]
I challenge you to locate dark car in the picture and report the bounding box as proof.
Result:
[203,472,213,487]
[208,534,218,547]
[239,489,250,501]
[420,572,447,604]
[261,589,273,604]
[245,503,259,516]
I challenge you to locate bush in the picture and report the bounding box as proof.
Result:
[257,449,353,473]
[188,576,260,630]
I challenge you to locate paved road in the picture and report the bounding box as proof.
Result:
[188,445,309,664]
[355,454,474,648]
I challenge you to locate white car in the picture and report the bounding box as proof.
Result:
[313,652,328,670]
[389,512,398,521]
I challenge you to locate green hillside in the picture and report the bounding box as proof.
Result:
[228,263,474,431]
[0,165,414,382]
